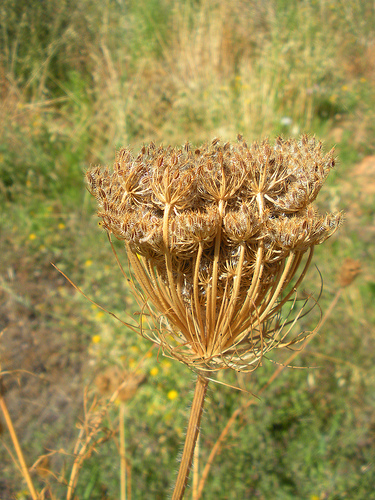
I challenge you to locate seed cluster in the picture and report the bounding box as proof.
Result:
[87,136,341,372]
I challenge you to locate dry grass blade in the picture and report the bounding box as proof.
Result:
[0,379,38,500]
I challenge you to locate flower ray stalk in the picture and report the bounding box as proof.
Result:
[195,267,356,500]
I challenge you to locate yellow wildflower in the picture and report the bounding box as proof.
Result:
[167,390,178,401]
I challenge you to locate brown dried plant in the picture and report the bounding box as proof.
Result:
[338,257,361,287]
[0,352,148,499]
[86,135,341,499]
[95,366,147,500]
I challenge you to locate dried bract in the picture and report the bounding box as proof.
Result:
[87,136,341,372]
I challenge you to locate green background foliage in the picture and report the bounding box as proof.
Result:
[1,0,374,498]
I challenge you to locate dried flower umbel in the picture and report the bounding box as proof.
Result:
[87,136,341,373]
[87,136,341,499]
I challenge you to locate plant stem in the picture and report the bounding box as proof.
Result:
[120,401,127,500]
[0,389,38,500]
[172,375,209,500]
[192,429,200,500]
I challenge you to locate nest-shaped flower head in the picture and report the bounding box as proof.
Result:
[87,136,341,372]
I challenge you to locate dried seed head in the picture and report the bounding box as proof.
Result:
[338,258,361,287]
[87,136,342,373]
[95,366,146,402]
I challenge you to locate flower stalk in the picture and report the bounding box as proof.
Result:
[172,375,208,500]
[86,135,341,496]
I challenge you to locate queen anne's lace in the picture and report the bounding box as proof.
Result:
[87,136,341,372]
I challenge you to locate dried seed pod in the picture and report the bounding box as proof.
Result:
[87,136,341,372]
[223,202,261,244]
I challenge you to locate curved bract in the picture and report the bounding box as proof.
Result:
[87,136,341,372]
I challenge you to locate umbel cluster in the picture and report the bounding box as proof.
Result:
[87,136,341,372]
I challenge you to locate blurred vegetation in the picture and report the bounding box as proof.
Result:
[0,0,374,498]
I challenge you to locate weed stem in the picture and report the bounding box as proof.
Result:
[0,389,38,500]
[120,402,127,500]
[172,375,209,500]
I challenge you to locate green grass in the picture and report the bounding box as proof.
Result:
[1,0,375,498]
